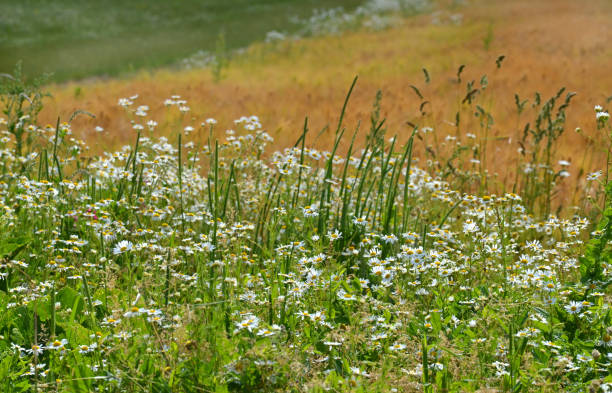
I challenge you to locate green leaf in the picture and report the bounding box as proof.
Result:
[0,236,29,259]
[33,300,51,322]
[57,287,84,323]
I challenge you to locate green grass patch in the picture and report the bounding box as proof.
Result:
[0,0,365,82]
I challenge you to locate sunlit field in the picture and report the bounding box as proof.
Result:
[1,0,611,392]
[39,0,612,206]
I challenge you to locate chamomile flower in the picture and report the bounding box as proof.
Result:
[353,216,367,226]
[113,240,133,255]
[236,315,260,332]
[47,339,68,351]
[327,229,342,242]
[389,342,406,351]
[587,170,602,181]
[78,343,97,354]
[564,301,583,314]
[28,345,44,356]
[337,289,356,301]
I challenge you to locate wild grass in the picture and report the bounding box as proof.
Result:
[36,0,612,207]
[0,55,611,392]
[1,0,612,392]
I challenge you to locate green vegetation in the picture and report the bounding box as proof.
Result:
[0,61,610,392]
[0,0,365,82]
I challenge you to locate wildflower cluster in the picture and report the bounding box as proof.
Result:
[0,93,609,393]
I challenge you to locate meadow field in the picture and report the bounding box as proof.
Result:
[37,0,612,206]
[0,0,611,392]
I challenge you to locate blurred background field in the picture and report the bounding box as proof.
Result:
[4,0,612,204]
[0,0,367,81]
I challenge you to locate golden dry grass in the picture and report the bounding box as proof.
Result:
[41,0,612,204]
